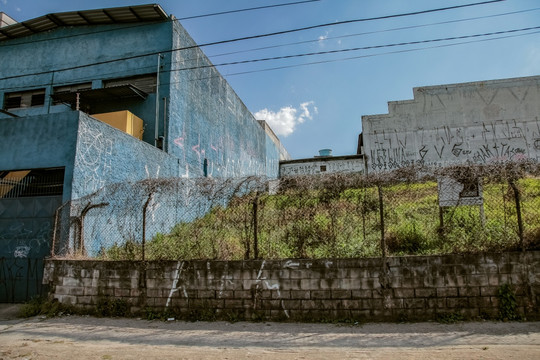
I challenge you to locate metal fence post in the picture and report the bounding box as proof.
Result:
[509,179,525,251]
[253,193,259,260]
[377,184,387,258]
[142,193,153,261]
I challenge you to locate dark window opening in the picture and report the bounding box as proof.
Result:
[4,96,21,109]
[31,93,45,107]
[53,83,92,106]
[320,165,327,172]
[0,168,65,198]
[4,89,46,110]
[104,73,157,94]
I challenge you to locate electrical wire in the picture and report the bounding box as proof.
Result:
[1,24,538,92]
[175,25,540,71]
[0,0,321,48]
[0,0,506,81]
[215,31,540,79]
[178,0,321,21]
[206,7,540,59]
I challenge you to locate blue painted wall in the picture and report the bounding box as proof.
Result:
[0,112,79,202]
[0,21,174,147]
[166,21,278,178]
[0,17,283,183]
[72,113,180,199]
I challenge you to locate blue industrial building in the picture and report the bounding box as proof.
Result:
[0,4,288,301]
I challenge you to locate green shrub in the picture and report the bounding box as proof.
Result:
[18,297,81,318]
[386,222,428,254]
[498,283,521,321]
[95,297,130,317]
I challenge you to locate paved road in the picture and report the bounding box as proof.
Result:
[0,309,539,359]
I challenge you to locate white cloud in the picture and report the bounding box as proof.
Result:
[254,101,317,137]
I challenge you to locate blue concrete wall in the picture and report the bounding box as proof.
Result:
[166,22,279,178]
[0,112,80,202]
[0,18,283,182]
[72,113,180,199]
[0,21,173,147]
[265,134,281,178]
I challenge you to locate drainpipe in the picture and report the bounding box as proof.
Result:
[47,71,55,114]
[155,53,163,148]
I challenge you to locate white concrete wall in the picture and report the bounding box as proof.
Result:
[362,76,540,172]
[280,157,365,176]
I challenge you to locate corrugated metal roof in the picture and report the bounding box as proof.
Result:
[0,4,168,42]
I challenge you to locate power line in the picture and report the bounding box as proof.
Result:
[195,0,506,47]
[0,0,321,48]
[178,0,321,20]
[2,24,537,92]
[0,0,505,82]
[176,25,540,72]
[206,7,540,59]
[215,31,540,79]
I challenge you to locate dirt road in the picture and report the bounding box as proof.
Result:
[0,314,539,359]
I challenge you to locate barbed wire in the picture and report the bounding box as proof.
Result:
[51,162,540,261]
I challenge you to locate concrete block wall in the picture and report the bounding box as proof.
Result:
[43,251,540,321]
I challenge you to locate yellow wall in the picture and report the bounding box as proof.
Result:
[91,111,144,140]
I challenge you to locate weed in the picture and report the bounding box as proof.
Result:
[497,283,521,321]
[436,312,464,324]
[18,297,81,318]
[223,310,244,323]
[95,297,130,317]
[250,311,267,323]
[386,222,428,254]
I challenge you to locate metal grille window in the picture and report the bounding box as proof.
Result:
[4,89,46,110]
[0,168,64,198]
[104,73,157,93]
[53,83,92,105]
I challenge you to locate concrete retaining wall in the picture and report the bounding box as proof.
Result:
[43,251,540,321]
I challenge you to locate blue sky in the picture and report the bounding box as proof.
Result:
[2,0,539,159]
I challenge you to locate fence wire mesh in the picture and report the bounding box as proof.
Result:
[51,163,540,261]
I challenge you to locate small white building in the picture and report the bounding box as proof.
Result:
[279,149,365,177]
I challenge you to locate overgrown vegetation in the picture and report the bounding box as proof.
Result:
[52,163,539,261]
[497,283,522,321]
[100,167,540,261]
[18,297,83,318]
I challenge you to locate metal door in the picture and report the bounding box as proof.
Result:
[0,196,62,302]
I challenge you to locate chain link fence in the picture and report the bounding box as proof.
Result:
[51,162,540,261]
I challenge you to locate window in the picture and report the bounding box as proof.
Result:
[0,167,64,198]
[104,73,157,93]
[53,83,92,106]
[4,89,45,110]
[54,82,92,94]
[31,93,45,107]
[320,165,327,172]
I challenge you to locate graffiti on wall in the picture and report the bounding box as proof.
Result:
[280,158,365,176]
[0,257,44,302]
[365,82,540,171]
[0,221,52,258]
[76,120,113,196]
[367,118,540,171]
